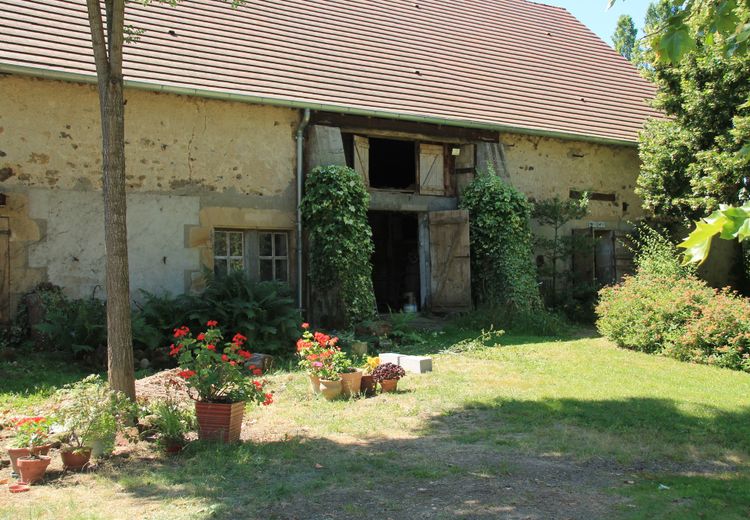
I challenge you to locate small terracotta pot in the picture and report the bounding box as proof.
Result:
[61,448,92,470]
[360,375,376,397]
[379,379,399,393]
[17,456,51,484]
[195,401,245,443]
[8,445,51,474]
[319,379,343,401]
[163,440,184,454]
[340,369,363,397]
[309,374,322,394]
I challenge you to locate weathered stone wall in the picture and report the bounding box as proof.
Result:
[0,75,298,314]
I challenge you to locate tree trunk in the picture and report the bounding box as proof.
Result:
[87,0,135,399]
[100,74,135,399]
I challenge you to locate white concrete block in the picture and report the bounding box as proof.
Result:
[399,355,433,374]
[379,353,401,366]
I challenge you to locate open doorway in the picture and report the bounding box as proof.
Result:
[369,211,420,312]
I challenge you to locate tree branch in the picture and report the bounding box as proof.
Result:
[109,0,126,77]
[85,0,110,86]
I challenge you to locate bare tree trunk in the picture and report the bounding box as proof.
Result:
[87,0,135,399]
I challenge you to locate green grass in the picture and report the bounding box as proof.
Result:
[2,332,749,519]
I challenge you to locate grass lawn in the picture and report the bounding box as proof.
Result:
[2,329,749,519]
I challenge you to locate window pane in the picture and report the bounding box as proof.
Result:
[229,232,243,257]
[274,233,287,256]
[214,259,228,278]
[275,259,288,282]
[259,259,273,281]
[214,231,227,256]
[259,233,273,256]
[229,258,244,272]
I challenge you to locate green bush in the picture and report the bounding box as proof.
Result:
[459,165,541,310]
[35,296,107,360]
[301,165,376,326]
[596,227,750,372]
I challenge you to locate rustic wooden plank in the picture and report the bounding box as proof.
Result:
[353,135,370,186]
[428,210,471,312]
[419,143,445,196]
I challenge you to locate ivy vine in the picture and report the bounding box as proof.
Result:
[301,165,376,326]
[459,165,541,310]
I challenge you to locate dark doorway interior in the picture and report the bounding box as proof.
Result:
[369,138,416,190]
[369,211,420,312]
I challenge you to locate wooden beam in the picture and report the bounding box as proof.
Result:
[310,111,500,144]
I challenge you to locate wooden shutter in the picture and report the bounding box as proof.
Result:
[428,210,472,312]
[419,144,445,195]
[353,135,370,186]
[0,218,9,323]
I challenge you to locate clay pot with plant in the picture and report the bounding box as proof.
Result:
[7,416,51,475]
[53,375,136,470]
[171,321,273,443]
[359,356,380,397]
[296,323,346,400]
[372,362,406,393]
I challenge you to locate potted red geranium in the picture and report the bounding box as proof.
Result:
[296,324,356,399]
[170,321,272,442]
[8,417,51,477]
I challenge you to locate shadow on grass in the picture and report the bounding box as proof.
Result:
[101,396,750,520]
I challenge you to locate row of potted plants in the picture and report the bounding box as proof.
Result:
[296,324,406,400]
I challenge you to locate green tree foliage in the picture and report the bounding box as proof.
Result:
[637,3,750,221]
[613,14,638,60]
[532,194,589,306]
[459,166,541,310]
[301,165,376,327]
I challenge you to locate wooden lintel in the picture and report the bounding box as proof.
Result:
[310,111,499,144]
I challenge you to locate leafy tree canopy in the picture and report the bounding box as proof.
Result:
[613,14,638,60]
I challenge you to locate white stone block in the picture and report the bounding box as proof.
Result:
[379,353,401,366]
[399,355,433,374]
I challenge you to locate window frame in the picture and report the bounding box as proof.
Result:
[212,228,290,283]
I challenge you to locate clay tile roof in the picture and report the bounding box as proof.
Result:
[0,0,658,144]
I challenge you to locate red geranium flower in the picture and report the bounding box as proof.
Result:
[253,380,263,389]
[221,354,229,362]
[262,393,273,406]
[178,369,196,379]
[173,326,190,338]
[232,333,247,345]
[197,333,206,341]
[207,320,218,327]
[252,368,262,376]
[206,344,216,351]
[301,322,310,329]
[238,350,252,359]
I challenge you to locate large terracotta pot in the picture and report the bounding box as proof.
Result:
[61,448,92,470]
[360,375,376,397]
[340,369,363,397]
[309,374,322,395]
[8,445,51,474]
[194,401,245,442]
[380,379,399,393]
[318,379,343,401]
[17,455,51,484]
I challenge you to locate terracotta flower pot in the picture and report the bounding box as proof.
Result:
[61,448,92,470]
[318,379,343,401]
[194,401,245,443]
[340,369,363,397]
[17,455,51,484]
[309,374,322,394]
[8,445,51,474]
[360,374,377,396]
[379,379,399,393]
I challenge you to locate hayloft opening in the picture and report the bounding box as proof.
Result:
[369,138,416,190]
[369,211,421,312]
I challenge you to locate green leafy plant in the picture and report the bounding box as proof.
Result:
[53,375,136,454]
[35,297,107,359]
[301,165,376,327]
[171,321,272,405]
[532,193,590,307]
[371,362,406,382]
[459,165,541,310]
[678,203,750,264]
[143,389,196,448]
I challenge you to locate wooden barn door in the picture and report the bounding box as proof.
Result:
[0,218,9,323]
[428,210,472,312]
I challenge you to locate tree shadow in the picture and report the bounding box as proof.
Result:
[95,396,750,519]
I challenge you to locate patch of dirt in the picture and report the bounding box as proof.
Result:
[134,368,192,404]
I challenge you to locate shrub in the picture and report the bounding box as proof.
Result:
[596,272,713,353]
[183,272,300,357]
[667,289,750,371]
[301,165,376,326]
[459,165,541,310]
[35,296,107,360]
[597,227,750,372]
